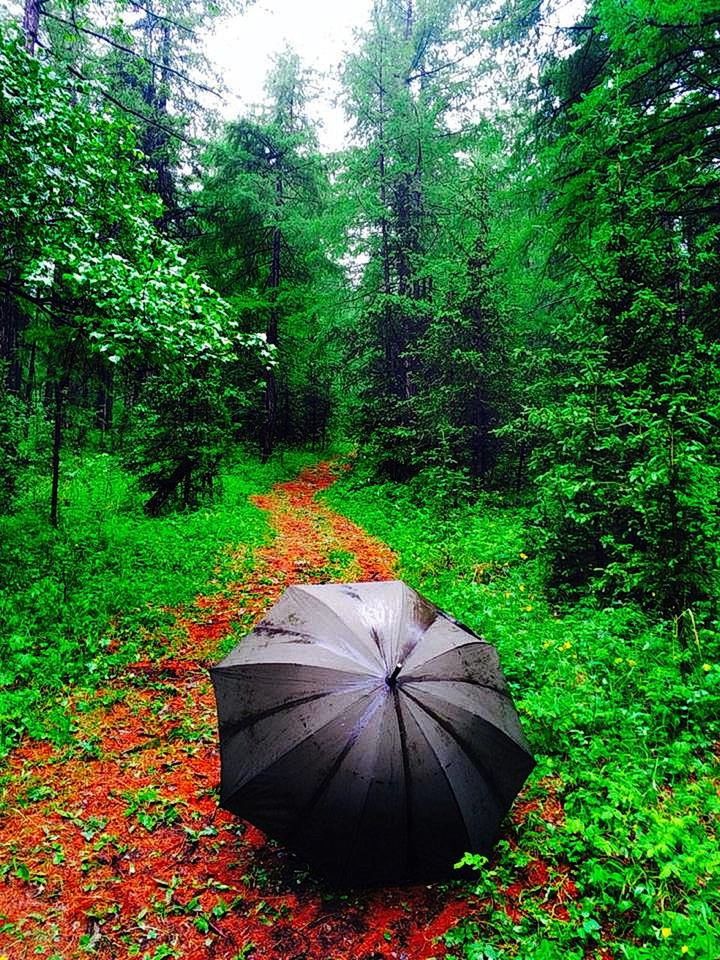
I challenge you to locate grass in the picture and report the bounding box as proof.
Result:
[0,446,318,756]
[324,469,720,960]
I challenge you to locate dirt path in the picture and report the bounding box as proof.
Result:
[0,461,572,960]
[0,464,573,960]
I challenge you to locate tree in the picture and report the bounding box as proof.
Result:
[195,49,335,459]
[340,0,511,483]
[0,26,256,523]
[500,0,720,629]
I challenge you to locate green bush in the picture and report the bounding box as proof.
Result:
[324,470,720,959]
[0,447,316,755]
[0,378,24,513]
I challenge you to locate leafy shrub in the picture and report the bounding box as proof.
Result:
[0,447,316,755]
[325,470,720,958]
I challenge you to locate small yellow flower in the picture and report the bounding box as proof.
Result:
[524,605,533,612]
[519,584,526,592]
[542,641,552,649]
[702,663,712,672]
[504,591,511,599]
[614,657,623,664]
[681,947,689,955]
[627,658,637,667]
[661,927,672,939]
[519,552,528,560]
[560,641,572,651]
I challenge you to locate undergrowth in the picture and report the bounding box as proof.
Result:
[0,447,316,756]
[324,469,720,960]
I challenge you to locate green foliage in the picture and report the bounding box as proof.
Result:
[124,365,237,513]
[338,0,512,481]
[0,27,240,368]
[0,374,23,512]
[325,470,720,958]
[0,448,315,756]
[194,51,339,454]
[1,1,718,953]
[496,0,720,623]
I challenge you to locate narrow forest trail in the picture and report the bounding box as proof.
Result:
[0,461,575,960]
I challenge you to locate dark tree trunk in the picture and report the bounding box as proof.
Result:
[144,457,194,516]
[95,361,114,439]
[0,290,23,393]
[24,342,36,406]
[182,468,193,509]
[22,0,41,54]
[376,56,402,403]
[140,20,177,230]
[262,176,283,462]
[50,379,64,528]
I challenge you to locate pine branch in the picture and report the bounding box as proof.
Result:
[42,10,221,98]
[35,39,196,147]
[127,1,196,36]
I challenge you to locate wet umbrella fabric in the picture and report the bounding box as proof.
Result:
[210,580,535,886]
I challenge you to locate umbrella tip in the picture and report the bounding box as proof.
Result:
[386,662,403,686]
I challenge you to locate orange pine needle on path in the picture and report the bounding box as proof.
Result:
[0,460,579,960]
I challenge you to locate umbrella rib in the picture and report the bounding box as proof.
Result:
[287,689,387,841]
[393,687,414,877]
[436,610,485,641]
[403,639,497,674]
[401,688,509,817]
[218,689,335,742]
[402,695,473,853]
[403,674,512,701]
[287,589,385,672]
[214,654,376,680]
[222,686,385,804]
[403,682,532,756]
[250,625,331,642]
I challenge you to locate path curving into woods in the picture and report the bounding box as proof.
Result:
[0,461,576,960]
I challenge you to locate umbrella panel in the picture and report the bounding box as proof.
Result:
[211,580,535,885]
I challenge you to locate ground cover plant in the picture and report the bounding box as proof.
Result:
[1,0,719,958]
[0,459,480,960]
[0,448,316,755]
[325,472,720,959]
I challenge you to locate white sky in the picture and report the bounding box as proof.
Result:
[204,0,585,152]
[206,0,373,152]
[0,0,585,152]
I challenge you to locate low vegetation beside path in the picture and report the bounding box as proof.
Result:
[325,468,720,960]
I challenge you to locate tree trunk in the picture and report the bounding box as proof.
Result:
[50,379,64,527]
[22,0,41,54]
[0,289,23,393]
[376,51,400,400]
[24,342,36,406]
[262,175,283,462]
[144,457,194,516]
[95,361,114,441]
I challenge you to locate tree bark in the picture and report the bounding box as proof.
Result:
[22,0,41,54]
[0,288,23,393]
[95,361,114,439]
[50,379,64,527]
[24,342,36,406]
[144,457,194,516]
[262,174,283,462]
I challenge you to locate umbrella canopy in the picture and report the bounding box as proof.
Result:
[210,580,535,885]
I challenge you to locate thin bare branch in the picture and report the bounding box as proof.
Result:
[42,10,221,98]
[35,38,196,147]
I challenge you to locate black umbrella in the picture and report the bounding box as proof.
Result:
[210,580,535,885]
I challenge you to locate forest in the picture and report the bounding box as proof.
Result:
[0,0,718,958]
